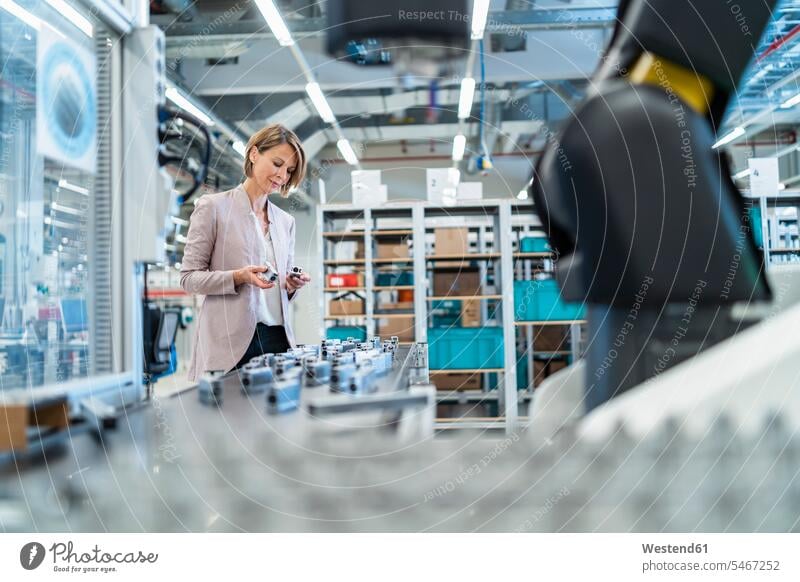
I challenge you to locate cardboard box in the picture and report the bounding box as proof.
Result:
[533,357,570,386]
[433,373,481,391]
[434,227,469,256]
[533,326,569,352]
[461,299,480,327]
[329,298,365,316]
[433,269,481,296]
[0,400,69,453]
[377,316,415,341]
[377,240,410,259]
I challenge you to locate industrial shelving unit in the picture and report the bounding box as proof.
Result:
[750,193,800,266]
[317,200,586,434]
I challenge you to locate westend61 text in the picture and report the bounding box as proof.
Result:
[643,543,708,554]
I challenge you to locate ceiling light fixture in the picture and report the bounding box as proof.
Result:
[458,77,476,119]
[470,0,491,39]
[337,139,359,165]
[712,126,745,149]
[452,134,466,161]
[254,0,294,46]
[165,87,215,126]
[305,82,336,123]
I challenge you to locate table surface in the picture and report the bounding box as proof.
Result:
[0,346,444,531]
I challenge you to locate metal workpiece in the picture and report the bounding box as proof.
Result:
[408,342,429,385]
[353,348,380,365]
[304,359,332,387]
[240,363,274,394]
[320,345,340,361]
[330,362,357,393]
[266,375,302,414]
[347,363,377,395]
[334,351,356,365]
[274,358,300,378]
[259,262,279,283]
[197,371,225,405]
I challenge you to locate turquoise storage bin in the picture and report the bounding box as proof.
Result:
[430,299,463,327]
[520,237,551,253]
[428,326,504,369]
[514,279,585,321]
[327,326,367,341]
[375,272,414,287]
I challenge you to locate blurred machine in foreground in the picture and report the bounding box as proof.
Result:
[532,0,776,410]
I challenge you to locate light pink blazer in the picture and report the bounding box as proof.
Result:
[180,185,299,381]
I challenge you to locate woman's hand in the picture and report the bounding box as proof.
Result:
[286,272,311,293]
[233,266,276,289]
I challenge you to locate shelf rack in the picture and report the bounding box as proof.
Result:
[748,194,800,266]
[318,199,584,434]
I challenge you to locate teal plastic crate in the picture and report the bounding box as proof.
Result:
[488,355,529,391]
[428,326,504,370]
[375,272,414,287]
[520,237,551,253]
[327,326,366,341]
[430,299,463,327]
[748,204,763,249]
[514,279,585,321]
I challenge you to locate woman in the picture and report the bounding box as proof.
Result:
[180,124,311,382]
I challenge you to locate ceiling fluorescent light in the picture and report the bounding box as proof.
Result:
[781,92,800,109]
[458,77,476,119]
[452,134,466,161]
[337,139,359,165]
[471,0,491,39]
[305,82,336,123]
[712,126,745,149]
[732,168,752,180]
[165,87,214,126]
[232,140,246,157]
[44,0,92,37]
[517,189,528,200]
[0,0,42,30]
[254,0,294,46]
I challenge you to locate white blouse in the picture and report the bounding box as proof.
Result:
[250,211,284,326]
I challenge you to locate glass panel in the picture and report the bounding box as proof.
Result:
[0,1,107,390]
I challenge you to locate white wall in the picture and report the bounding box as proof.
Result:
[313,142,535,204]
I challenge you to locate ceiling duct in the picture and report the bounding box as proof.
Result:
[326,0,470,78]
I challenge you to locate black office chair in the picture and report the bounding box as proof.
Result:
[143,302,181,377]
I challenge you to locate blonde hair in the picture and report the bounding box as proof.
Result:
[244,124,307,197]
